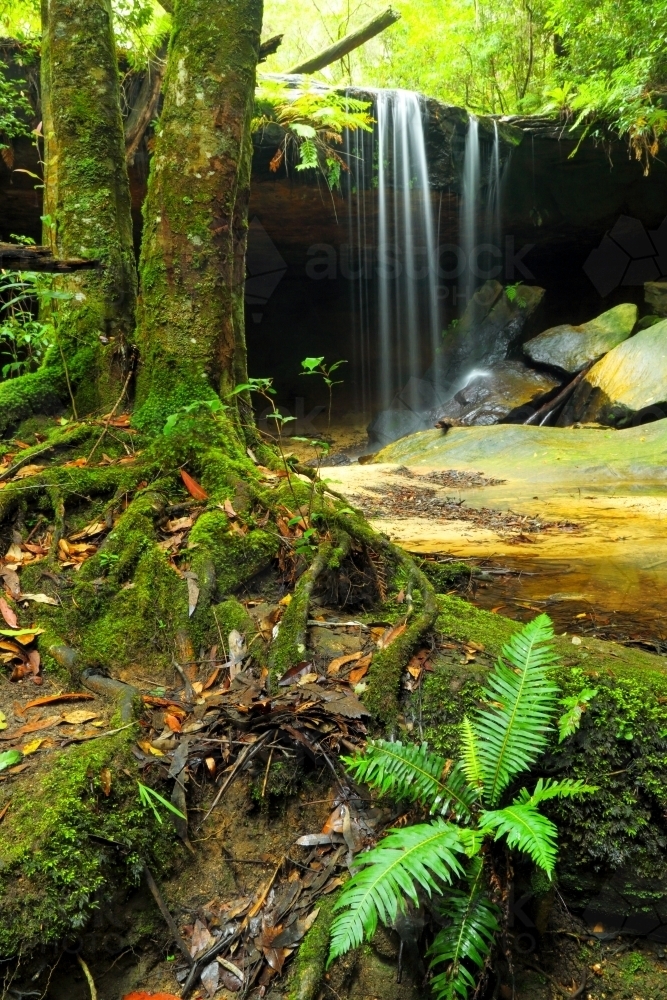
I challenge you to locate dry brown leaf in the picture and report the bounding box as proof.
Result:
[349,657,371,685]
[69,521,106,541]
[21,593,59,606]
[24,692,95,709]
[223,498,237,519]
[11,464,46,480]
[377,622,407,649]
[164,713,182,733]
[0,715,61,740]
[100,767,112,796]
[327,651,363,675]
[166,516,193,533]
[181,469,208,500]
[62,709,100,725]
[63,457,88,468]
[0,568,21,598]
[0,598,17,628]
[21,738,43,755]
[137,740,165,756]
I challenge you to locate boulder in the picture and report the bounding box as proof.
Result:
[431,361,561,426]
[523,303,638,374]
[645,281,667,317]
[425,280,546,397]
[558,319,667,427]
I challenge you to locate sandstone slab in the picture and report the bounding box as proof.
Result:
[523,303,638,374]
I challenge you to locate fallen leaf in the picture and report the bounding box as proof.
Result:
[164,713,182,733]
[137,740,165,757]
[0,568,21,598]
[0,802,9,823]
[295,833,345,846]
[122,993,181,1000]
[0,711,6,730]
[69,521,106,541]
[0,750,21,771]
[21,738,42,755]
[349,658,371,685]
[63,457,88,468]
[165,516,193,533]
[24,692,95,709]
[12,464,46,479]
[327,651,363,675]
[377,622,407,649]
[223,498,237,519]
[100,767,112,796]
[186,577,199,617]
[0,598,17,628]
[0,716,61,740]
[181,469,209,500]
[62,709,100,725]
[20,593,59,606]
[8,762,29,774]
[278,661,313,686]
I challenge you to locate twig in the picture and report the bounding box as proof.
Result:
[198,730,273,826]
[523,361,594,426]
[244,856,284,923]
[76,956,97,1000]
[59,342,78,421]
[87,364,134,464]
[143,864,194,966]
[173,657,196,703]
[261,746,274,798]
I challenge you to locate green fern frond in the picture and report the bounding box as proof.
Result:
[327,820,469,964]
[428,857,499,1000]
[516,777,598,806]
[475,614,560,806]
[480,803,558,876]
[460,716,484,791]
[344,740,477,817]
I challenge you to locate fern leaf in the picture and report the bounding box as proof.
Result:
[428,858,499,1000]
[475,614,560,806]
[516,777,598,806]
[327,820,469,964]
[480,803,559,876]
[460,717,484,791]
[344,740,477,817]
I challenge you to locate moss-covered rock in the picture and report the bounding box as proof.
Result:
[0,730,174,957]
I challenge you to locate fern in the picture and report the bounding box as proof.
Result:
[328,614,597,996]
[328,820,470,963]
[344,740,476,817]
[480,803,559,876]
[475,614,560,806]
[460,716,484,790]
[516,777,598,806]
[428,858,499,1000]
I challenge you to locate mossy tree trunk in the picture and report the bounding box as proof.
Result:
[40,0,137,411]
[134,0,263,431]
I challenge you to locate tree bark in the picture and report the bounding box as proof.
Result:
[41,0,137,410]
[287,7,400,75]
[134,0,263,431]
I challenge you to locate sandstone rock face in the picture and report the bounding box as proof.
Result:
[428,281,546,396]
[523,303,638,374]
[558,319,667,426]
[431,361,560,426]
[645,281,667,317]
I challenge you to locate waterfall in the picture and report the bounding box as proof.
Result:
[485,121,502,251]
[347,89,440,415]
[459,115,481,308]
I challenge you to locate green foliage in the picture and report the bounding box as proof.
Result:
[428,858,499,1000]
[162,396,226,436]
[475,615,560,806]
[0,271,63,379]
[329,614,596,999]
[558,686,598,742]
[0,749,21,771]
[137,780,186,825]
[254,81,372,190]
[0,57,32,146]
[299,355,347,430]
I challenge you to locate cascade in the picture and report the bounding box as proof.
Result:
[346,89,440,415]
[459,115,481,307]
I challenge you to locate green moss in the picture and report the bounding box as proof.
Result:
[286,895,336,1000]
[188,509,279,597]
[0,730,174,957]
[420,558,474,591]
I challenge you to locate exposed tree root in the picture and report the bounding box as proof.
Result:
[0,349,95,436]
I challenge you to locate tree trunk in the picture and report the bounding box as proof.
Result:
[134,0,263,431]
[41,0,137,411]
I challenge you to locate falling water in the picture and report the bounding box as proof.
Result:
[346,89,440,414]
[459,115,481,307]
[485,120,502,251]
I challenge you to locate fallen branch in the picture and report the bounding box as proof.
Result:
[198,730,273,826]
[76,956,97,1000]
[144,864,194,966]
[287,7,401,74]
[0,243,99,272]
[523,360,595,426]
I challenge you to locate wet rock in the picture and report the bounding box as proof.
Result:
[426,280,546,396]
[523,303,638,374]
[558,319,667,427]
[645,280,667,317]
[431,361,560,426]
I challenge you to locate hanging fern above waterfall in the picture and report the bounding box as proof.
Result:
[329,614,597,1000]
